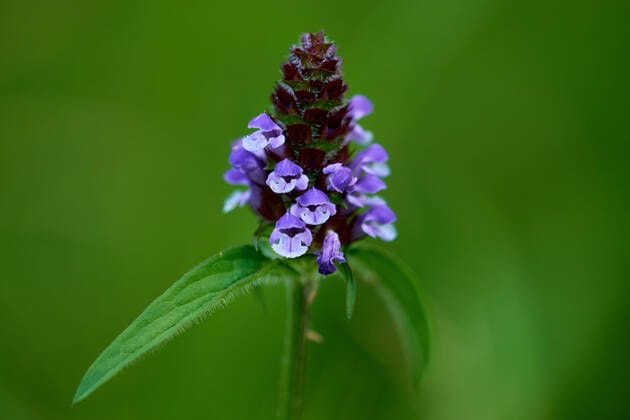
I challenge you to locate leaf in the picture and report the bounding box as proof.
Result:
[73,245,292,404]
[339,262,356,319]
[348,244,430,384]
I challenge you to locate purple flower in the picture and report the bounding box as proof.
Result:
[316,231,346,274]
[346,174,387,207]
[270,213,313,258]
[228,141,266,185]
[348,95,373,120]
[345,95,374,145]
[223,190,251,213]
[350,143,390,178]
[355,205,397,241]
[290,188,337,225]
[224,168,249,186]
[242,113,285,152]
[346,124,373,145]
[221,34,399,275]
[266,159,309,194]
[323,163,357,193]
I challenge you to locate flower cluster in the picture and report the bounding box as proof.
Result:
[224,32,396,275]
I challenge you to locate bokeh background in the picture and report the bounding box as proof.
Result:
[1,0,628,419]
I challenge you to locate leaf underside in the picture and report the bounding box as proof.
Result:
[349,244,430,385]
[73,245,290,403]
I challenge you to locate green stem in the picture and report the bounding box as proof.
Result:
[277,275,317,420]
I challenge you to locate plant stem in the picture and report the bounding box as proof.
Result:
[277,274,317,420]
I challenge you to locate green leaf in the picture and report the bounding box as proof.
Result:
[73,245,291,404]
[348,244,430,384]
[339,262,356,319]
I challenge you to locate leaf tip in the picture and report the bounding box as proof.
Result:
[71,386,87,405]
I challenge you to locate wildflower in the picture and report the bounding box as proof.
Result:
[223,32,398,274]
[242,113,285,152]
[323,163,357,193]
[355,204,398,241]
[345,95,374,145]
[266,159,309,193]
[270,214,313,258]
[290,188,337,225]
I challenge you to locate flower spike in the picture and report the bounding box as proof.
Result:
[223,32,397,274]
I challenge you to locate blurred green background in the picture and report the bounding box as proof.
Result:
[1,0,628,419]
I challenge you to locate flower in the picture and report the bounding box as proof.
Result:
[355,204,398,241]
[345,95,374,145]
[242,113,285,152]
[290,188,337,225]
[351,143,390,178]
[270,214,313,258]
[266,159,309,194]
[227,141,266,184]
[222,32,398,275]
[346,174,387,207]
[323,163,357,193]
[316,231,346,274]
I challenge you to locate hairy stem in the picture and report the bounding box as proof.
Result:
[277,274,317,420]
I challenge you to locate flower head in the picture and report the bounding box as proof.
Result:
[222,32,398,274]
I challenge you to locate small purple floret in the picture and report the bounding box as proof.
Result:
[290,188,337,225]
[323,163,357,193]
[270,213,313,258]
[345,95,374,145]
[350,143,390,177]
[266,159,309,194]
[355,204,397,241]
[243,113,285,152]
[348,95,373,120]
[316,231,346,274]
[228,142,266,184]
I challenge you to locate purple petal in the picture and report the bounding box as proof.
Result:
[275,213,306,230]
[229,146,265,184]
[267,133,285,149]
[223,190,250,213]
[357,205,397,241]
[242,131,268,152]
[271,235,309,258]
[362,222,397,241]
[354,174,386,194]
[266,172,297,193]
[323,163,342,175]
[324,164,357,193]
[351,143,390,177]
[274,159,303,177]
[295,174,309,191]
[348,95,373,120]
[224,168,249,186]
[345,124,373,145]
[291,202,336,225]
[270,213,313,258]
[296,188,332,206]
[248,113,279,131]
[316,231,346,275]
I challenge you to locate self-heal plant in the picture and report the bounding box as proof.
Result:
[74,32,429,420]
